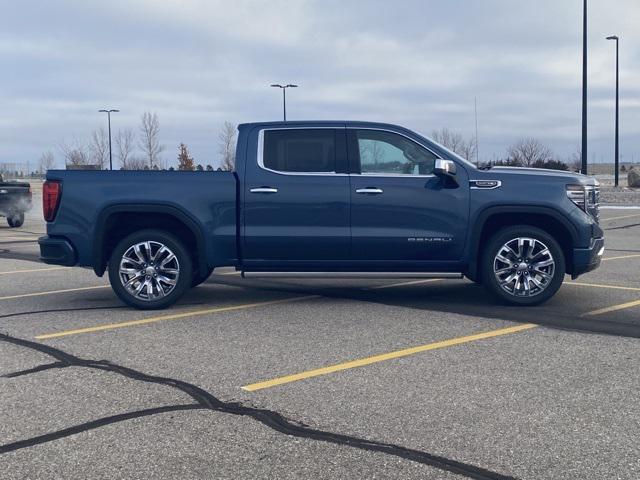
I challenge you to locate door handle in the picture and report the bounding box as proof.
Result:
[355,188,383,194]
[250,187,278,194]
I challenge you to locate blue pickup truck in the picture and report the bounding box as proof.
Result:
[39,121,604,309]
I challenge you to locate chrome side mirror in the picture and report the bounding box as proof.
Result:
[434,159,457,178]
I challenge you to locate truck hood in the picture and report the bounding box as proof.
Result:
[486,166,598,185]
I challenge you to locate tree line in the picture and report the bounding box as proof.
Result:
[431,128,578,172]
[38,113,236,173]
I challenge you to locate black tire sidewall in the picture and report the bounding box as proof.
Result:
[7,213,24,228]
[482,225,565,306]
[108,229,193,310]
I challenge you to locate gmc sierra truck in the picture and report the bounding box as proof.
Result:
[39,121,604,309]
[0,173,32,228]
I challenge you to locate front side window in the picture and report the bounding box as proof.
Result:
[263,129,336,173]
[356,130,437,175]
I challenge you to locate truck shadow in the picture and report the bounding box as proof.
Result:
[203,276,640,339]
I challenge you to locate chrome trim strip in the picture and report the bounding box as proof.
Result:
[242,272,463,279]
[355,188,383,194]
[249,187,278,194]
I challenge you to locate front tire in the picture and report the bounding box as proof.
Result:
[108,229,193,310]
[7,213,24,228]
[482,225,565,306]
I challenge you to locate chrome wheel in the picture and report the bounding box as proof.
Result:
[493,237,555,297]
[118,241,180,301]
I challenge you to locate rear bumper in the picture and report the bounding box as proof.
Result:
[572,237,604,278]
[38,235,77,266]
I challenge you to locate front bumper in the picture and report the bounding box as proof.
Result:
[38,236,77,266]
[572,237,605,278]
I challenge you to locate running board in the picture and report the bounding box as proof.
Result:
[241,272,463,279]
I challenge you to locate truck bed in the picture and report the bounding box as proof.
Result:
[45,170,238,270]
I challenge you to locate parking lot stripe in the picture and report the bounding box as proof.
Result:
[0,266,69,275]
[600,213,640,222]
[242,323,538,392]
[602,254,640,262]
[582,299,640,317]
[35,295,319,339]
[368,279,441,290]
[566,281,640,293]
[0,285,109,301]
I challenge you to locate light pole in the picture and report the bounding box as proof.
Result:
[606,35,620,187]
[581,0,588,175]
[270,84,298,121]
[98,109,119,170]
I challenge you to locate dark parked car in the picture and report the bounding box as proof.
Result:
[39,121,603,309]
[0,173,32,227]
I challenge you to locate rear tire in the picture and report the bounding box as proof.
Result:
[7,213,24,228]
[108,229,193,310]
[481,225,565,306]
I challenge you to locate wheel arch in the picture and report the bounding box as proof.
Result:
[93,204,208,277]
[467,206,578,282]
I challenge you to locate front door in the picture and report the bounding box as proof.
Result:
[243,127,350,268]
[348,128,469,266]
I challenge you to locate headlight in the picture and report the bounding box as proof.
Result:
[567,184,599,222]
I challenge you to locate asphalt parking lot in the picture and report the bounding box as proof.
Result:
[1,200,640,479]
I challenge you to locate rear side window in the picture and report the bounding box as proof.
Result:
[263,129,336,173]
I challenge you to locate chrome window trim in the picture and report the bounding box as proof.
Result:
[257,128,348,177]
[255,126,443,178]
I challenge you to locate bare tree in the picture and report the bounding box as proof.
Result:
[59,139,90,167]
[125,156,148,170]
[432,128,477,161]
[568,144,582,172]
[139,112,164,169]
[90,127,109,169]
[38,151,56,173]
[218,121,237,171]
[115,128,136,169]
[507,138,554,167]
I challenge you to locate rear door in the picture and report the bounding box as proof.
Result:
[348,128,469,265]
[243,127,350,267]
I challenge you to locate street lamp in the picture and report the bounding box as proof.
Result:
[581,0,588,175]
[270,84,298,121]
[98,109,119,170]
[606,35,620,187]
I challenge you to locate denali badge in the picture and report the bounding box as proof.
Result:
[408,237,453,243]
[470,180,501,190]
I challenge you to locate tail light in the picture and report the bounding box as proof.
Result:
[43,180,62,222]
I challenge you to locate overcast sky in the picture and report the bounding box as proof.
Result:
[1,0,638,169]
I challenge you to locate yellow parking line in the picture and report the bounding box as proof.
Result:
[368,279,441,290]
[36,295,319,339]
[0,237,39,242]
[582,299,640,317]
[565,281,640,292]
[602,254,640,262]
[0,266,69,275]
[0,285,109,301]
[600,213,640,222]
[242,323,538,392]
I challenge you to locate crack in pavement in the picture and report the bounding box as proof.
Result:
[0,333,517,480]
